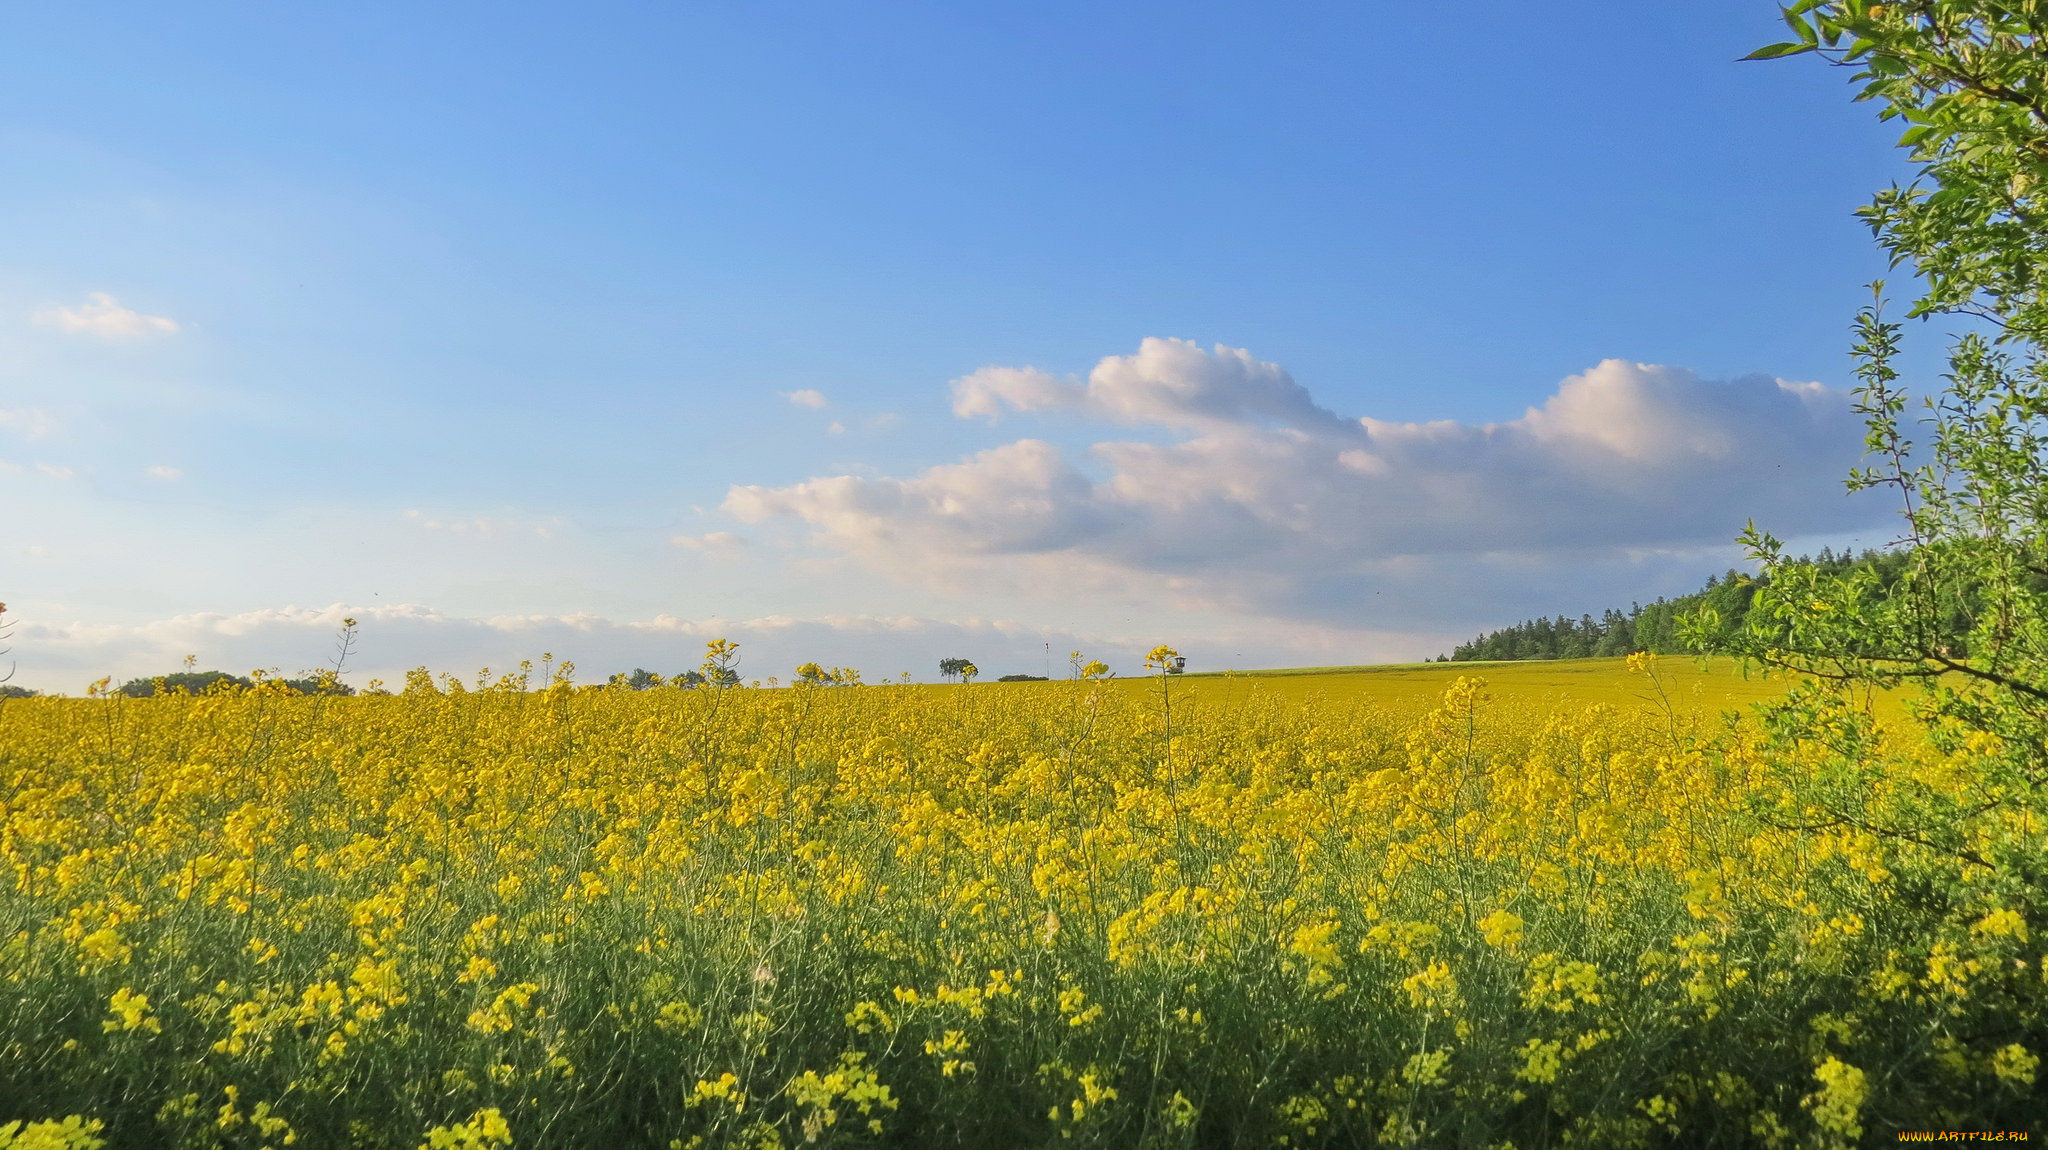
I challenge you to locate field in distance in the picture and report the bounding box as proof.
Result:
[997,655,1839,716]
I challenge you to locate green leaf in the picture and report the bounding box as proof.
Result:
[1742,41,1816,60]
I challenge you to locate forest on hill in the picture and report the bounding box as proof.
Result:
[1443,547,1907,661]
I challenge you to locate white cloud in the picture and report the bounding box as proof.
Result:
[732,340,1885,623]
[0,408,55,438]
[672,531,747,550]
[404,509,562,539]
[33,292,179,339]
[951,337,1345,431]
[784,389,829,409]
[952,366,1081,422]
[145,465,183,481]
[36,464,75,480]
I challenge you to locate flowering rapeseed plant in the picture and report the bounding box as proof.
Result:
[0,658,2039,1144]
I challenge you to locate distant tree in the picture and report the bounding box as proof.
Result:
[938,657,974,683]
[959,662,979,684]
[1442,553,1913,663]
[609,669,665,690]
[118,671,255,698]
[280,675,355,696]
[996,674,1048,682]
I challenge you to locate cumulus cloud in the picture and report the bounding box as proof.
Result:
[36,464,75,480]
[951,338,1344,431]
[33,292,179,339]
[785,389,829,409]
[145,465,183,481]
[3,603,1178,694]
[732,339,1884,622]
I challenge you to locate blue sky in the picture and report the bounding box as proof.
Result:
[1,2,1919,689]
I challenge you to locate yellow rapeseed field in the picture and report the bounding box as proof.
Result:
[1,652,2039,1147]
[1155,656,1815,715]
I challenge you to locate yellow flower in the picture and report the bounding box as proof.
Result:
[419,1108,511,1149]
[0,1116,106,1150]
[1802,1058,1867,1145]
[1990,1043,2039,1086]
[1972,908,2029,942]
[1477,909,1524,951]
[101,988,159,1034]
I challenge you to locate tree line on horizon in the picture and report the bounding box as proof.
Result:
[1441,547,1912,662]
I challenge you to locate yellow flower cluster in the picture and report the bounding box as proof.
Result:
[0,662,2039,1144]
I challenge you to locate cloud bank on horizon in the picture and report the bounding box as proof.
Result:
[727,337,1884,623]
[8,603,1177,692]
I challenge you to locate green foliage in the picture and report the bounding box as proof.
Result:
[608,667,715,689]
[1449,602,1705,662]
[280,674,356,697]
[113,671,354,698]
[114,671,254,698]
[1747,1,2048,338]
[1445,551,1906,661]
[1727,0,2048,741]
[1707,1,2048,1013]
